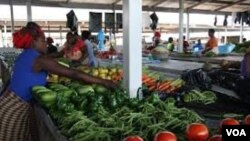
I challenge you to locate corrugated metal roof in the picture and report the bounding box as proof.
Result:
[0,0,249,14]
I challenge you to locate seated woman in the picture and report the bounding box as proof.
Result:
[50,32,87,67]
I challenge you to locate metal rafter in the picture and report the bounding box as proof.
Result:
[186,0,213,10]
[214,0,247,11]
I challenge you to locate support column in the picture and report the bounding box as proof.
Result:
[240,18,243,43]
[186,11,190,41]
[0,27,3,47]
[78,24,81,35]
[9,0,15,34]
[4,23,7,47]
[27,0,32,22]
[178,0,184,53]
[224,28,227,43]
[60,25,62,46]
[123,0,142,98]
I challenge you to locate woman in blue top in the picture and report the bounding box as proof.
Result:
[0,22,116,141]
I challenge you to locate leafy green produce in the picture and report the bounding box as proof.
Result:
[33,83,204,141]
[76,85,95,95]
[183,90,217,105]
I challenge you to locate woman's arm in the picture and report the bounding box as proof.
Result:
[33,56,116,89]
[46,50,64,58]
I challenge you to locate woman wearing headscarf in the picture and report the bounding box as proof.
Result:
[0,22,116,141]
[50,32,87,67]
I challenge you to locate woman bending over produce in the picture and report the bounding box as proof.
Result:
[0,22,116,141]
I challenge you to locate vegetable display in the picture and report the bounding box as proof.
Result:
[244,115,250,125]
[219,118,240,132]
[234,41,250,53]
[208,135,222,141]
[154,131,177,141]
[183,90,217,105]
[185,123,209,141]
[142,68,185,94]
[33,82,203,141]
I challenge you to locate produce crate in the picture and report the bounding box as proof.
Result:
[34,104,68,141]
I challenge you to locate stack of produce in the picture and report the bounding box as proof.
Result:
[183,90,217,105]
[77,66,123,81]
[96,51,118,59]
[142,69,185,94]
[151,47,170,60]
[32,82,204,141]
[234,41,250,53]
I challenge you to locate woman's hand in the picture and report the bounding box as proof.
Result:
[102,80,117,90]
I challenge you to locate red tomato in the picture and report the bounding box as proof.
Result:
[244,115,250,125]
[154,131,177,141]
[208,135,222,141]
[186,123,209,141]
[123,136,144,141]
[219,118,239,132]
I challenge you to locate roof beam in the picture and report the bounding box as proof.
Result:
[214,0,247,11]
[186,0,213,10]
[0,0,230,15]
[112,0,121,5]
[149,0,167,8]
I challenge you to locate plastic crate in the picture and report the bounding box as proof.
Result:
[218,44,235,55]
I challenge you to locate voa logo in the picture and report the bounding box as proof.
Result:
[226,129,247,136]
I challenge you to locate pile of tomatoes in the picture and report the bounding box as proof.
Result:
[123,115,250,141]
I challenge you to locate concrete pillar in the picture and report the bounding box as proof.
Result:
[123,0,142,98]
[27,0,32,22]
[240,18,243,43]
[0,27,3,47]
[9,0,15,34]
[186,11,190,41]
[60,25,62,46]
[178,0,184,53]
[4,23,7,47]
[224,28,227,43]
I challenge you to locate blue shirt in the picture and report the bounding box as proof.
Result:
[193,43,203,51]
[85,39,97,67]
[9,48,48,101]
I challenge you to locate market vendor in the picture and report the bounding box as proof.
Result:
[49,32,87,67]
[81,30,97,67]
[202,29,218,55]
[0,22,116,141]
[153,31,161,47]
[47,37,58,54]
[167,37,175,52]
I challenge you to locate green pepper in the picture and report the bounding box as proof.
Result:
[149,92,160,104]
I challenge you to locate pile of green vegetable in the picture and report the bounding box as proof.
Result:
[33,82,203,141]
[234,41,250,53]
[183,90,217,105]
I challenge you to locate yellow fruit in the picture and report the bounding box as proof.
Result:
[99,73,106,78]
[111,68,117,73]
[106,76,111,80]
[92,70,99,77]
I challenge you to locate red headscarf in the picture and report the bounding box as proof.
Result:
[13,22,45,49]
